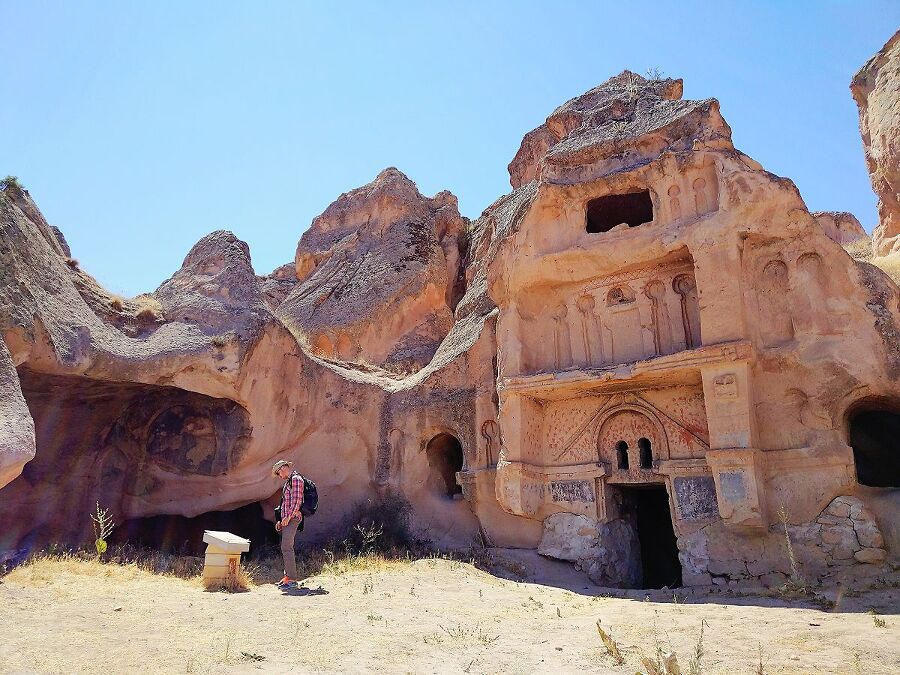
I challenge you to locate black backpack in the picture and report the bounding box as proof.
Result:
[275,472,319,522]
[300,475,318,516]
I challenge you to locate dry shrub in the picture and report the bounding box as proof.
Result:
[201,563,254,593]
[2,545,205,583]
[109,296,124,312]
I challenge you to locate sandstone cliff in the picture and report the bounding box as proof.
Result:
[853,29,900,257]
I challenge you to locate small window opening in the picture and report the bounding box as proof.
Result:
[616,440,629,470]
[638,437,652,469]
[586,190,654,233]
[425,433,464,497]
[849,407,900,487]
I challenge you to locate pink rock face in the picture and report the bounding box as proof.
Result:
[811,211,869,245]
[1,62,898,587]
[853,30,900,256]
[278,168,466,373]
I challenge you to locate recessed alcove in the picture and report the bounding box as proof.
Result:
[586,190,654,233]
[425,433,464,498]
[848,402,900,488]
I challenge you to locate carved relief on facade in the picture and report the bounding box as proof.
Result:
[551,302,573,370]
[481,419,499,467]
[596,405,668,472]
[756,259,795,348]
[575,294,605,367]
[672,273,701,349]
[644,279,674,356]
[667,184,682,220]
[512,258,705,375]
[793,252,837,336]
[692,164,719,218]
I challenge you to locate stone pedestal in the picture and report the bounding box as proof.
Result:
[202,530,250,582]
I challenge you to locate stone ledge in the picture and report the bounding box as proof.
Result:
[500,340,753,400]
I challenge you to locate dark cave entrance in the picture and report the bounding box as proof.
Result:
[2,367,252,552]
[619,485,682,589]
[110,502,280,557]
[425,433,464,498]
[848,403,900,488]
[586,190,654,233]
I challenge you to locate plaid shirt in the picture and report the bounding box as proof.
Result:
[281,472,304,521]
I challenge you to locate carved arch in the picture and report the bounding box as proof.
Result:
[595,402,671,465]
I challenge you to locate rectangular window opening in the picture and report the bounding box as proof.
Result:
[586,190,654,233]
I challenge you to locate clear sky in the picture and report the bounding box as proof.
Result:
[2,2,897,296]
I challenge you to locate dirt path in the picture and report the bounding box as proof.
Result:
[1,554,897,674]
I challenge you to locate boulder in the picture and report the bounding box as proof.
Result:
[538,512,599,561]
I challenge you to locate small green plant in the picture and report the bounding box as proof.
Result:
[366,613,383,622]
[90,501,116,559]
[240,652,265,662]
[362,576,373,594]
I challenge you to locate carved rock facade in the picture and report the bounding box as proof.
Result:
[1,61,898,588]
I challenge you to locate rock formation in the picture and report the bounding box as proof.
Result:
[853,29,900,257]
[1,59,898,589]
[812,211,868,245]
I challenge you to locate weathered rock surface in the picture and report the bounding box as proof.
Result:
[278,168,466,373]
[853,29,900,257]
[812,211,868,245]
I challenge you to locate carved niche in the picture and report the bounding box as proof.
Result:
[644,279,674,356]
[756,259,795,347]
[481,419,499,467]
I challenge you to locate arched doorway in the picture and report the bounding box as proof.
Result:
[425,433,464,498]
[848,402,900,487]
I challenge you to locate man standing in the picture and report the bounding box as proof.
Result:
[272,459,303,588]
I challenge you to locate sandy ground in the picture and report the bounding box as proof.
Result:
[0,551,898,674]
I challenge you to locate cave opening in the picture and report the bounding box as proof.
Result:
[2,367,252,553]
[586,190,654,233]
[848,404,900,488]
[425,433,464,498]
[619,485,682,589]
[110,502,280,557]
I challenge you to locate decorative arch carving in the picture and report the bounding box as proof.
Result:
[595,402,670,468]
[606,285,636,307]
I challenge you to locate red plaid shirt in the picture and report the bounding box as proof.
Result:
[281,472,304,521]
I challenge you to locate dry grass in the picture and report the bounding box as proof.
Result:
[872,254,900,286]
[844,238,873,262]
[201,564,254,592]
[843,238,900,285]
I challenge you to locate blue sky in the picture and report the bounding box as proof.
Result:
[2,2,897,296]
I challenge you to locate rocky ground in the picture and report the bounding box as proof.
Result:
[1,551,897,674]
